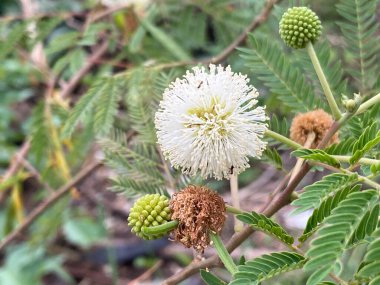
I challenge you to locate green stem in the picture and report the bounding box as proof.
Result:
[332,155,380,166]
[265,130,302,149]
[306,42,342,120]
[356,92,380,115]
[142,220,178,236]
[226,205,244,215]
[143,206,245,237]
[209,232,238,274]
[311,161,380,191]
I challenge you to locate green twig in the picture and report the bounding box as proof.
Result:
[356,92,380,115]
[306,42,342,120]
[209,232,238,274]
[332,155,380,166]
[310,161,380,191]
[265,130,302,149]
[226,205,244,215]
[142,220,179,236]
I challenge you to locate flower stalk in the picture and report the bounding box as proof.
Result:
[265,130,302,149]
[356,92,380,115]
[332,155,380,166]
[210,232,238,274]
[142,220,179,236]
[289,131,316,184]
[230,172,243,232]
[306,42,342,120]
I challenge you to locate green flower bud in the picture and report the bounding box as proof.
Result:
[127,194,171,240]
[279,7,322,49]
[344,99,357,113]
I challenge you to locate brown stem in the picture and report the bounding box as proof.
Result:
[149,0,280,69]
[204,0,279,64]
[289,132,316,183]
[0,161,101,251]
[61,39,109,99]
[19,158,54,194]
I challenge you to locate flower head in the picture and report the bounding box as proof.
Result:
[155,64,268,180]
[290,109,339,148]
[128,194,171,240]
[170,185,226,252]
[279,7,322,49]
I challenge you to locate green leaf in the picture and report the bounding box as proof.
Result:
[262,147,283,169]
[200,270,227,285]
[232,252,306,284]
[325,138,356,155]
[350,130,380,165]
[371,163,380,175]
[347,108,380,139]
[240,35,322,113]
[348,204,379,245]
[237,211,294,244]
[62,77,121,138]
[0,23,26,60]
[306,266,333,285]
[336,0,380,92]
[98,129,167,198]
[304,190,378,284]
[94,77,122,136]
[45,31,80,55]
[299,185,360,242]
[355,229,380,282]
[292,149,341,168]
[292,173,358,214]
[140,18,191,61]
[63,217,106,248]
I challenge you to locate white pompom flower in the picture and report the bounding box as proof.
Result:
[155,64,268,180]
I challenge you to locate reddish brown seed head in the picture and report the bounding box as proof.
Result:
[170,185,226,252]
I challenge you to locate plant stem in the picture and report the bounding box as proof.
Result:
[209,232,238,274]
[310,161,380,191]
[332,155,380,166]
[289,132,316,184]
[230,172,243,232]
[0,161,101,251]
[265,130,302,149]
[306,42,341,120]
[356,92,380,115]
[142,220,179,236]
[226,205,244,215]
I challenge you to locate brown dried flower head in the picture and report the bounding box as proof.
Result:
[170,185,226,252]
[290,109,339,148]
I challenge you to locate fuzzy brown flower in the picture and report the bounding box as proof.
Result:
[290,109,339,148]
[170,185,226,252]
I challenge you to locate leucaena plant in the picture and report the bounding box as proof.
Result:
[122,5,380,285]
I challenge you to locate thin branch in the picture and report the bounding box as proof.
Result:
[61,39,109,99]
[129,260,163,285]
[0,141,31,203]
[205,0,280,64]
[147,0,280,70]
[289,132,316,183]
[19,158,54,193]
[0,161,101,251]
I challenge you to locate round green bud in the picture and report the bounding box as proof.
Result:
[279,7,322,49]
[344,99,357,113]
[127,194,171,240]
